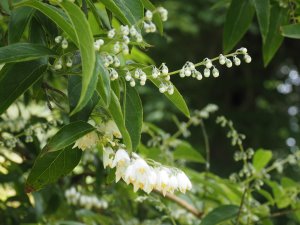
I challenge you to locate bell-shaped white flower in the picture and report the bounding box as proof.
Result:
[73,131,98,151]
[103,147,115,168]
[176,171,192,193]
[168,175,179,193]
[156,168,170,196]
[112,149,130,168]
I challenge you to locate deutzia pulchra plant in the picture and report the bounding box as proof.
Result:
[1,0,299,224]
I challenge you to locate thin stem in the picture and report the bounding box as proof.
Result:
[154,189,203,218]
[200,119,210,172]
[235,185,248,225]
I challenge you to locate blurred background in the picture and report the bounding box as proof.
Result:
[142,0,300,177]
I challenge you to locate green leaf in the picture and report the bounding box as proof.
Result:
[149,77,190,117]
[140,0,163,34]
[173,141,205,163]
[201,205,240,225]
[26,146,82,192]
[252,149,272,171]
[263,5,288,66]
[59,1,96,115]
[42,121,95,154]
[281,23,300,39]
[124,84,143,151]
[68,76,100,122]
[101,0,143,25]
[86,0,104,30]
[108,91,132,151]
[15,1,77,45]
[8,7,34,44]
[223,0,255,53]
[96,54,111,106]
[0,60,47,115]
[0,43,56,64]
[253,0,270,42]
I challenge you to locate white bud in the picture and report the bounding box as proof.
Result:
[233,56,241,66]
[123,35,130,44]
[113,42,120,53]
[61,39,68,49]
[204,68,210,77]
[130,26,137,36]
[152,67,160,78]
[157,7,168,22]
[122,43,129,55]
[164,75,170,81]
[239,47,247,54]
[130,79,136,87]
[219,54,226,65]
[136,33,143,43]
[204,58,212,69]
[114,57,120,67]
[184,68,192,77]
[226,59,232,68]
[149,22,156,33]
[140,80,146,86]
[159,83,167,93]
[66,58,73,67]
[167,85,174,95]
[55,36,62,43]
[54,59,62,70]
[180,69,185,78]
[187,62,195,70]
[244,54,252,63]
[161,63,168,75]
[125,71,132,81]
[108,29,115,39]
[212,68,219,77]
[120,25,129,36]
[196,71,203,80]
[145,10,153,21]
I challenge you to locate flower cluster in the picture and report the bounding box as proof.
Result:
[103,148,192,196]
[65,187,108,210]
[73,131,99,151]
[143,7,168,33]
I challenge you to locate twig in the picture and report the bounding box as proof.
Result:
[254,208,300,224]
[235,186,248,225]
[154,189,203,218]
[200,119,210,172]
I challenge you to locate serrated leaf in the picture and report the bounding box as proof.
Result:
[15,1,77,45]
[68,76,100,122]
[223,0,255,53]
[281,23,300,39]
[26,146,82,192]
[252,149,272,171]
[149,77,190,117]
[59,1,96,115]
[42,121,95,154]
[8,6,34,43]
[101,0,143,25]
[124,84,143,151]
[108,91,132,151]
[96,54,111,106]
[0,60,47,115]
[253,0,270,42]
[201,205,239,225]
[0,43,56,64]
[263,5,288,66]
[173,141,205,163]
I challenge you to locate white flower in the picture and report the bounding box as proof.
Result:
[168,175,178,193]
[112,149,130,168]
[130,26,137,36]
[55,36,62,43]
[161,63,168,75]
[120,25,129,36]
[176,171,192,193]
[219,54,226,65]
[73,131,98,150]
[244,54,252,63]
[61,38,68,49]
[108,29,115,38]
[156,168,170,196]
[103,147,115,168]
[98,120,122,139]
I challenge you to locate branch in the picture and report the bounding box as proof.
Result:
[154,189,203,218]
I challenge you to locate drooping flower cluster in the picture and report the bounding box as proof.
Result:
[73,131,99,151]
[179,47,251,81]
[103,148,192,196]
[65,187,108,210]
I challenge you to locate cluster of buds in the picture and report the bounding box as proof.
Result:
[143,10,156,33]
[102,54,121,68]
[94,38,104,51]
[125,68,147,87]
[103,148,192,196]
[65,187,108,210]
[55,36,68,49]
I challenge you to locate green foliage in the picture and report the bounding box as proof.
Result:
[0,0,300,224]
